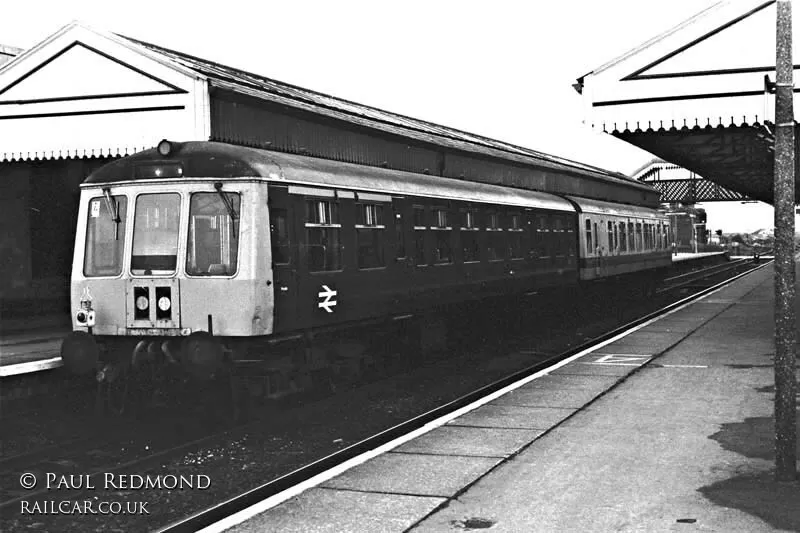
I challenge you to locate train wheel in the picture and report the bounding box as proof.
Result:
[105,375,129,415]
[61,331,99,375]
[95,363,130,416]
[181,331,224,381]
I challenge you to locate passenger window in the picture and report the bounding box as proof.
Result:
[356,203,385,269]
[413,205,427,266]
[431,207,453,264]
[549,216,562,258]
[627,222,634,252]
[508,213,524,259]
[635,222,643,252]
[270,208,290,266]
[486,212,504,261]
[460,208,480,263]
[538,215,551,258]
[305,199,343,272]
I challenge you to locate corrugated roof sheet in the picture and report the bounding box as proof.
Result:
[120,35,651,191]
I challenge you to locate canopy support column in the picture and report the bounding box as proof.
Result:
[773,0,797,482]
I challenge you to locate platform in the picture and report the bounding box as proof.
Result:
[671,250,729,262]
[219,262,799,532]
[0,315,69,377]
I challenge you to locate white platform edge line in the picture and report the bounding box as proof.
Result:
[198,276,744,533]
[590,353,654,357]
[0,356,62,377]
[583,363,644,367]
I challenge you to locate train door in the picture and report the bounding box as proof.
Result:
[268,187,299,333]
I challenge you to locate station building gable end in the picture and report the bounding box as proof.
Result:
[0,22,209,162]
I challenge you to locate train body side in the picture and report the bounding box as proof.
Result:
[266,184,578,335]
[69,142,588,341]
[569,196,672,281]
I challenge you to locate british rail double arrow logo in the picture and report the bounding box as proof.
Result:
[318,285,338,313]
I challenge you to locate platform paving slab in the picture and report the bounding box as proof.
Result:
[446,404,576,430]
[227,487,445,533]
[651,316,716,329]
[320,453,501,497]
[531,373,622,392]
[489,386,605,408]
[392,426,543,458]
[614,330,696,349]
[593,334,684,352]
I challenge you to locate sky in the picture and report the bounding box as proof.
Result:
[0,0,781,233]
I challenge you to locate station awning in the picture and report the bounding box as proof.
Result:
[576,0,799,204]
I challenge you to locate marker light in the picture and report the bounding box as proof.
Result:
[75,309,96,327]
[158,296,171,312]
[136,296,149,311]
[157,139,173,157]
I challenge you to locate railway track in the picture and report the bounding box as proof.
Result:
[657,257,755,293]
[0,259,769,532]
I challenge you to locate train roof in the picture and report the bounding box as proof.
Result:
[566,195,664,218]
[85,141,575,212]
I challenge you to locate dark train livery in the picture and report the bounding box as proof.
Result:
[61,141,671,381]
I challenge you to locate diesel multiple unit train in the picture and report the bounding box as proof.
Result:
[61,140,672,388]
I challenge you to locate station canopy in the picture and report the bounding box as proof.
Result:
[575,0,800,204]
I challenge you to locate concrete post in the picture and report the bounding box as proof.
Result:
[773,0,797,482]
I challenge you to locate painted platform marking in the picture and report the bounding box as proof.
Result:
[583,354,652,366]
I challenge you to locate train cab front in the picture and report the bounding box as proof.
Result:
[61,146,269,385]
